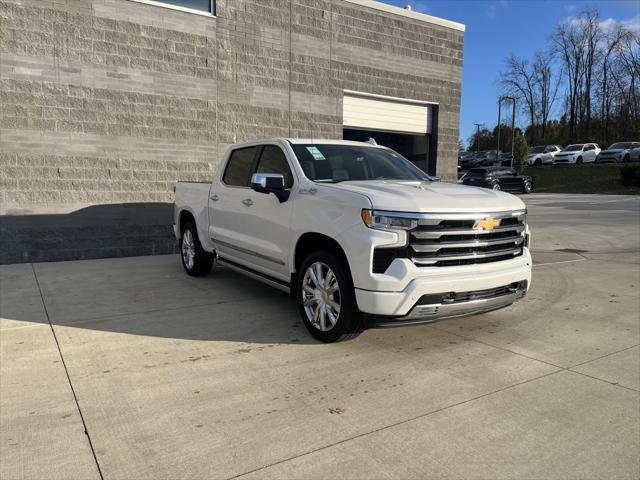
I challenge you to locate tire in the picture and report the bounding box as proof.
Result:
[492,182,502,191]
[522,180,533,194]
[180,222,214,276]
[296,250,362,342]
[623,154,630,163]
[534,158,541,166]
[576,157,583,164]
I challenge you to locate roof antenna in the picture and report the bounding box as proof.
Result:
[366,137,377,145]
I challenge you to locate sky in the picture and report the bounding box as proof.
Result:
[384,0,640,146]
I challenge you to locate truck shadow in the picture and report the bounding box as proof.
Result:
[1,254,318,345]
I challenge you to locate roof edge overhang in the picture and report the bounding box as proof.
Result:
[342,0,466,32]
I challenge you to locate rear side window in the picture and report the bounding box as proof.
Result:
[223,146,259,187]
[256,146,294,188]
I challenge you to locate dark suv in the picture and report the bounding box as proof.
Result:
[462,167,534,193]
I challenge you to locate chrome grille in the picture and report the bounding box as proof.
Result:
[409,211,526,267]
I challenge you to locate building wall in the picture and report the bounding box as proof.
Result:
[0,0,463,264]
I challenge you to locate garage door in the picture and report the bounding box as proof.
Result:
[343,90,433,135]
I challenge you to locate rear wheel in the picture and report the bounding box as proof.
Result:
[297,251,362,342]
[180,222,214,276]
[492,182,502,191]
[522,180,533,194]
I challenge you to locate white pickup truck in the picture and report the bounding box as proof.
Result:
[174,139,532,342]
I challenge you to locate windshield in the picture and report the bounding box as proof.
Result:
[563,145,583,152]
[530,146,545,153]
[291,144,430,183]
[608,142,632,150]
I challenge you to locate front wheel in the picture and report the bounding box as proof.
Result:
[180,222,214,276]
[522,180,533,194]
[492,182,502,191]
[534,158,541,166]
[576,157,583,164]
[297,251,362,342]
[623,154,630,163]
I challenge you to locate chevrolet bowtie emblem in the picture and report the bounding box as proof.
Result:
[475,217,501,231]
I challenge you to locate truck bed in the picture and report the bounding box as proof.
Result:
[174,181,211,238]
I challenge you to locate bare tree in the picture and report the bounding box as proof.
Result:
[551,15,587,140]
[499,55,537,143]
[599,25,631,139]
[533,51,561,140]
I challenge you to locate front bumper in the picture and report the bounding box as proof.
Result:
[355,249,532,320]
[367,281,527,327]
[553,156,576,164]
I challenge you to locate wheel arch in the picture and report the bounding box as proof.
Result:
[292,232,352,297]
[177,209,197,238]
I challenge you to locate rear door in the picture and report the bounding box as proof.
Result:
[497,169,522,191]
[208,145,260,261]
[584,144,597,162]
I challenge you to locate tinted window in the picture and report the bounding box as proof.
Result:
[564,145,583,151]
[223,146,258,187]
[158,0,213,13]
[256,146,294,188]
[291,144,429,183]
[585,144,595,151]
[465,169,487,178]
[530,146,545,153]
[608,142,632,150]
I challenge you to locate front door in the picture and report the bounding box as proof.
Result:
[209,144,295,281]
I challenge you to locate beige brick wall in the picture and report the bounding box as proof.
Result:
[0,0,463,263]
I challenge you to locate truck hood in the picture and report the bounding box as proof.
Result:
[325,180,526,213]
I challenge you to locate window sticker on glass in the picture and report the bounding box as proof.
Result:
[306,146,326,161]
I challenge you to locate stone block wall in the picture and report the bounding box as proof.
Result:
[0,0,463,263]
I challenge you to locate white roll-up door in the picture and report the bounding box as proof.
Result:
[343,90,433,135]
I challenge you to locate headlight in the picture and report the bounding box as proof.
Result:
[361,209,418,230]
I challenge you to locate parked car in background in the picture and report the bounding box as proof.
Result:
[527,145,562,166]
[596,142,640,163]
[553,143,600,164]
[462,167,534,193]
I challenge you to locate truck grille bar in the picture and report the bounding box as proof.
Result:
[409,211,526,267]
[372,210,526,272]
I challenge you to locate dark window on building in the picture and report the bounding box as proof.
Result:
[157,0,213,13]
[255,146,294,188]
[223,146,258,187]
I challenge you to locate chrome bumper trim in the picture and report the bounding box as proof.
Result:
[369,287,526,327]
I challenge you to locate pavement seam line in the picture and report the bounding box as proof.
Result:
[31,263,105,480]
[225,369,563,480]
[429,324,640,393]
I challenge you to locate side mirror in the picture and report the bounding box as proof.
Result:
[251,173,289,203]
[429,176,441,182]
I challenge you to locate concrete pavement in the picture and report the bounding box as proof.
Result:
[1,193,639,479]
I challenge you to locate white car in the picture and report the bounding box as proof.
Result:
[596,142,640,163]
[174,139,532,342]
[527,145,562,166]
[553,143,601,164]
[631,144,640,162]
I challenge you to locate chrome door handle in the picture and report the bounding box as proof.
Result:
[242,198,253,206]
[210,194,219,201]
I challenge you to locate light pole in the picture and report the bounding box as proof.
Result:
[473,123,484,153]
[496,96,516,167]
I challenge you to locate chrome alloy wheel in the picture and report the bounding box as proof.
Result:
[302,262,341,332]
[181,229,195,270]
